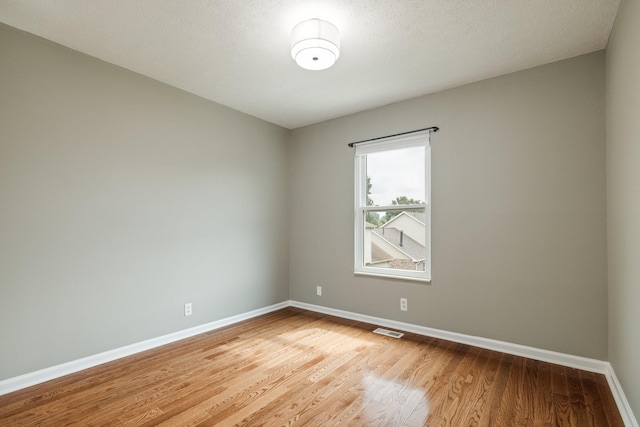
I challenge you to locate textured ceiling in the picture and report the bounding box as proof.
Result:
[0,0,621,129]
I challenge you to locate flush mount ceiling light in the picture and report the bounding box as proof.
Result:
[291,19,340,71]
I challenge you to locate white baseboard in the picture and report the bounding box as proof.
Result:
[0,301,289,397]
[290,300,638,427]
[289,301,609,373]
[2,299,637,427]
[605,364,639,427]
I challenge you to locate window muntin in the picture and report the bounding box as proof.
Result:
[354,132,431,281]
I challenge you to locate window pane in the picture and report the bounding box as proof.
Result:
[354,131,431,281]
[363,209,426,272]
[366,146,425,207]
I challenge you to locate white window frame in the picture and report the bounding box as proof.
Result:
[354,130,431,282]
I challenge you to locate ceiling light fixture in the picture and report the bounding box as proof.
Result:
[291,19,340,71]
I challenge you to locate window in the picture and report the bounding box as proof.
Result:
[354,130,431,281]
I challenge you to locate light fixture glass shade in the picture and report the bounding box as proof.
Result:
[291,19,340,70]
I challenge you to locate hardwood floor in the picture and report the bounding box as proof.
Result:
[0,308,624,426]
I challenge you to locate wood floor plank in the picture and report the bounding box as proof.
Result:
[514,358,540,426]
[429,345,483,426]
[533,357,555,426]
[476,352,512,427]
[454,349,502,426]
[0,308,625,426]
[566,366,591,427]
[594,370,626,427]
[552,364,580,426]
[419,342,478,426]
[495,352,526,426]
[581,370,612,427]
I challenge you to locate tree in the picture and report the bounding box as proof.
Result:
[365,176,381,225]
[382,196,424,223]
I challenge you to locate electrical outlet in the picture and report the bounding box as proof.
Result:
[184,303,192,316]
[400,298,408,311]
[316,286,322,296]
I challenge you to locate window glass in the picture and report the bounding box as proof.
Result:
[366,147,425,207]
[354,131,431,281]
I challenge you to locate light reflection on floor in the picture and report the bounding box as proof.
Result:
[264,326,430,423]
[362,373,429,424]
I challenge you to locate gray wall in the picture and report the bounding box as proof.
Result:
[606,0,640,419]
[290,52,608,360]
[0,19,616,386]
[0,24,290,380]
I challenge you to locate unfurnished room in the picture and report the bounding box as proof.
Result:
[0,1,639,425]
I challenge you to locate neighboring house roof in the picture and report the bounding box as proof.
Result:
[371,243,393,262]
[383,211,425,227]
[371,227,424,261]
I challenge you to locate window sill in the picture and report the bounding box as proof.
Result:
[353,271,432,284]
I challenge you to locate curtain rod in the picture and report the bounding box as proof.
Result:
[347,126,439,147]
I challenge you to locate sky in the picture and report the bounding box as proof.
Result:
[366,146,426,207]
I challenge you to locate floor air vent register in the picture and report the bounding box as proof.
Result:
[373,328,404,338]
